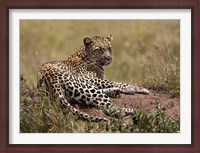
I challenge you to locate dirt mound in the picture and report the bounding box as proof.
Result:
[77,90,180,119]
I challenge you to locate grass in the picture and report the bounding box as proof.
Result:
[143,45,180,97]
[20,20,180,87]
[20,75,180,133]
[20,20,180,133]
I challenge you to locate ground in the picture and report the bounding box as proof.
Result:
[75,90,180,119]
[20,76,180,133]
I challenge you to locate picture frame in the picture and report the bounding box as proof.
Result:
[0,0,199,153]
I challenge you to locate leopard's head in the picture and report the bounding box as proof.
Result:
[83,35,113,67]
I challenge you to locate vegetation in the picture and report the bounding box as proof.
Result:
[20,75,179,133]
[143,50,180,97]
[20,20,180,133]
[20,20,180,88]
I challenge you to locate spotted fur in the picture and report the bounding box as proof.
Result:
[38,35,149,122]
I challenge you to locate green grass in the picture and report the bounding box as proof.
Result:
[20,20,180,133]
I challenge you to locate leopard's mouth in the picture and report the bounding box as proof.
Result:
[96,59,112,67]
[104,58,112,66]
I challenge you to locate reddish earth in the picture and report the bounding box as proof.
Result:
[79,90,180,119]
[20,76,180,120]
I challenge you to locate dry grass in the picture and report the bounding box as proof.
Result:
[20,20,180,87]
[20,20,180,133]
[20,75,180,133]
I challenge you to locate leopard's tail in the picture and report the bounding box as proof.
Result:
[104,103,134,118]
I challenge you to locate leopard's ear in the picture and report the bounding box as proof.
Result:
[106,35,113,41]
[83,37,93,47]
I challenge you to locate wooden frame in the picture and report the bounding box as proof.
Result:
[0,0,199,152]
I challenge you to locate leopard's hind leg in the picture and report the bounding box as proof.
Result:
[57,88,109,122]
[68,84,134,119]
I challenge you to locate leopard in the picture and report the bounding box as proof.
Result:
[37,35,149,122]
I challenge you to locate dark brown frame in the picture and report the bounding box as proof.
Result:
[0,0,199,153]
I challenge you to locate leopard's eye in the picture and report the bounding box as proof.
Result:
[94,48,102,53]
[100,49,104,53]
[95,47,100,50]
[98,47,104,53]
[94,47,101,52]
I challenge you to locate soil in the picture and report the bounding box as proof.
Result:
[20,76,180,120]
[79,90,180,119]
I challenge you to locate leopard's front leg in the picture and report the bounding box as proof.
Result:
[102,87,121,98]
[119,84,149,95]
[102,85,149,96]
[93,79,149,95]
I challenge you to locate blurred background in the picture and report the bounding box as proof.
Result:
[20,20,180,86]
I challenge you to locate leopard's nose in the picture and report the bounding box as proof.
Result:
[105,56,112,61]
